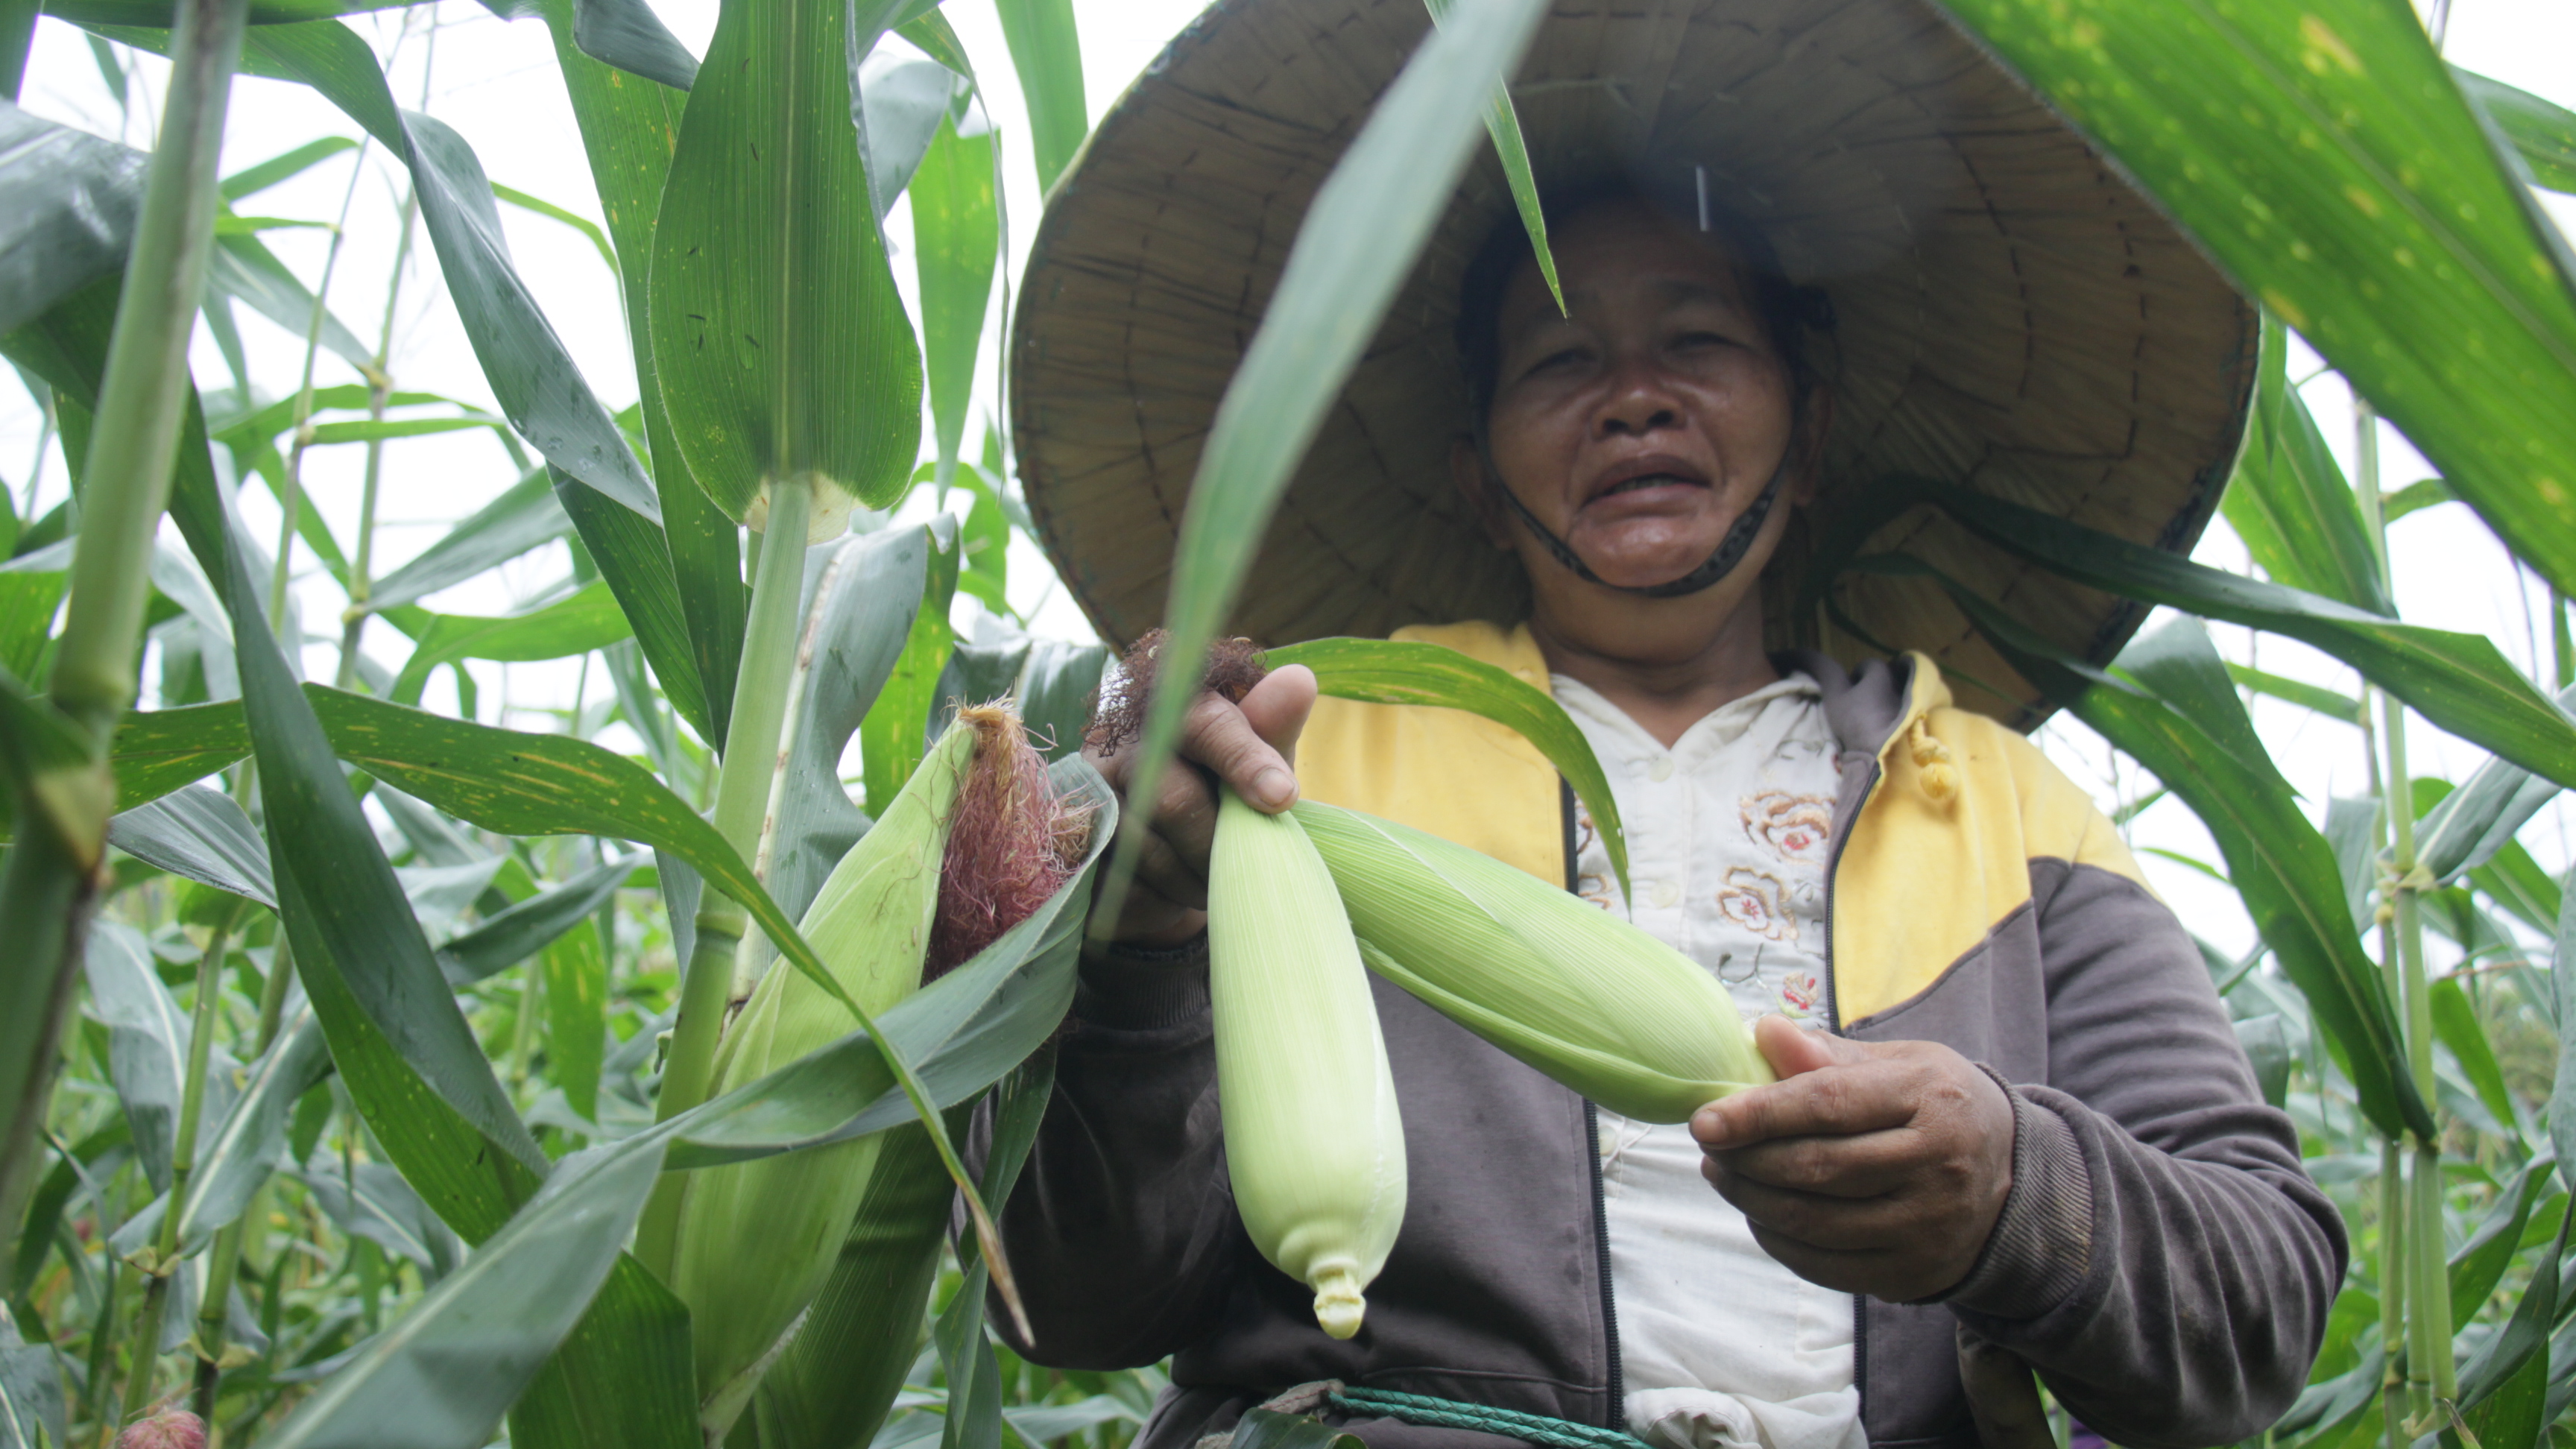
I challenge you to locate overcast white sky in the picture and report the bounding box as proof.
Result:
[6,0,2575,961]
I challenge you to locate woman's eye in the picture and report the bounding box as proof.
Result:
[1522,347,1587,376]
[1673,330,1733,350]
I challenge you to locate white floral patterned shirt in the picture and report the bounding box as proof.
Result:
[1552,671,1864,1449]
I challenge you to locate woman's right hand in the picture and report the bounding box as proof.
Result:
[1081,663,1318,948]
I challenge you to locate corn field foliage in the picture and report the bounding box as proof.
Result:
[4,0,2576,1445]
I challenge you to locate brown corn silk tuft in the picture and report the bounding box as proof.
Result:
[929,704,1088,979]
[1085,628,1269,755]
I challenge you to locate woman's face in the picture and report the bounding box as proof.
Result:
[1465,197,1819,596]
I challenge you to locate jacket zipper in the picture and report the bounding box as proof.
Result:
[1565,781,1624,1431]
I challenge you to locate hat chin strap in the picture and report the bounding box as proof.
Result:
[1492,458,1792,600]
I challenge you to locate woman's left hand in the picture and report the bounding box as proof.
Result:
[1690,1016,2018,1303]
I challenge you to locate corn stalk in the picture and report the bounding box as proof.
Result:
[0,0,250,1286]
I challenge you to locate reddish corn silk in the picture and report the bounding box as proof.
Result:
[116,1408,206,1449]
[927,705,1084,980]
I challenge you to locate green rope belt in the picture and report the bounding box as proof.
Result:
[1324,1386,1653,1449]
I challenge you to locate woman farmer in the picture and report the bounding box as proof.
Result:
[1001,1,2343,1447]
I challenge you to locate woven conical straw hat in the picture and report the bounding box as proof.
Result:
[1010,0,2257,726]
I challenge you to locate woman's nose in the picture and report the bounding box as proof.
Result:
[1594,359,1687,438]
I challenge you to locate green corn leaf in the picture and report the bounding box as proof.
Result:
[2469,839,2560,938]
[895,9,971,81]
[2428,973,2517,1143]
[207,228,376,373]
[914,113,997,487]
[107,700,251,809]
[2411,681,2576,883]
[1860,477,2576,792]
[1109,0,1551,928]
[2456,68,2576,195]
[991,0,1083,194]
[435,853,638,985]
[305,414,508,445]
[768,525,928,925]
[0,101,142,336]
[537,0,744,746]
[388,581,634,707]
[218,133,356,198]
[171,1005,329,1254]
[105,782,273,906]
[542,897,609,1123]
[861,54,962,221]
[363,466,570,615]
[81,921,199,1190]
[401,110,660,520]
[569,0,698,91]
[2449,1155,2552,1322]
[1881,561,2431,1143]
[934,1052,1053,1449]
[1424,0,1559,312]
[490,181,618,276]
[2224,663,2360,722]
[863,519,958,815]
[259,1140,665,1449]
[2551,871,2576,1196]
[2381,476,2455,524]
[549,468,722,747]
[1926,0,2576,600]
[1017,637,1108,763]
[2221,315,2392,613]
[2458,1199,2569,1438]
[1264,635,1630,906]
[46,0,405,22]
[506,1256,697,1449]
[648,0,922,527]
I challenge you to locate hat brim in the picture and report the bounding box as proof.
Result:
[1011,0,2255,727]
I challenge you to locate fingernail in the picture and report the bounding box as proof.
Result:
[1251,767,1295,809]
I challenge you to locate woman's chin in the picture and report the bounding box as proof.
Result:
[1568,527,1731,592]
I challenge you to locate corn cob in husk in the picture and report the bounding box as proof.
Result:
[1293,799,1772,1123]
[1209,786,1407,1339]
[676,720,976,1435]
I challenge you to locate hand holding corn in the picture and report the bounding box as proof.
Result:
[1079,660,1316,947]
[1692,1016,2016,1303]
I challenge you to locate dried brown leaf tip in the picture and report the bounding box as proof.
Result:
[929,705,1091,980]
[1084,628,1270,755]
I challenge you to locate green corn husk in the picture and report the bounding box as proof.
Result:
[1293,800,1772,1123]
[730,1112,962,1449]
[1210,786,1407,1339]
[676,720,978,1438]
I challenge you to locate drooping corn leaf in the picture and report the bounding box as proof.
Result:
[1264,635,1629,904]
[991,0,1082,194]
[209,227,375,373]
[2552,874,2576,1196]
[506,1256,696,1449]
[550,468,722,746]
[539,0,743,744]
[2382,476,2455,524]
[569,0,697,92]
[83,921,202,1191]
[1110,0,1553,926]
[388,582,634,706]
[2458,1199,2569,1444]
[2414,682,2576,884]
[542,891,609,1123]
[2428,973,2517,1140]
[2449,1156,2552,1321]
[1424,0,1559,312]
[1847,476,2576,792]
[2221,314,2392,614]
[1873,558,2430,1142]
[400,110,660,520]
[935,1051,1053,1449]
[648,0,922,526]
[0,99,143,336]
[2456,69,2576,195]
[914,112,997,488]
[1018,637,1108,763]
[860,54,963,221]
[1926,0,2576,599]
[107,782,273,906]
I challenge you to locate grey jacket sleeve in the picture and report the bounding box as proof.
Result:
[993,937,1246,1369]
[1939,862,2349,1449]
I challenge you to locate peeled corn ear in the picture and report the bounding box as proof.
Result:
[1209,786,1407,1339]
[676,719,978,1437]
[1294,801,1772,1123]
